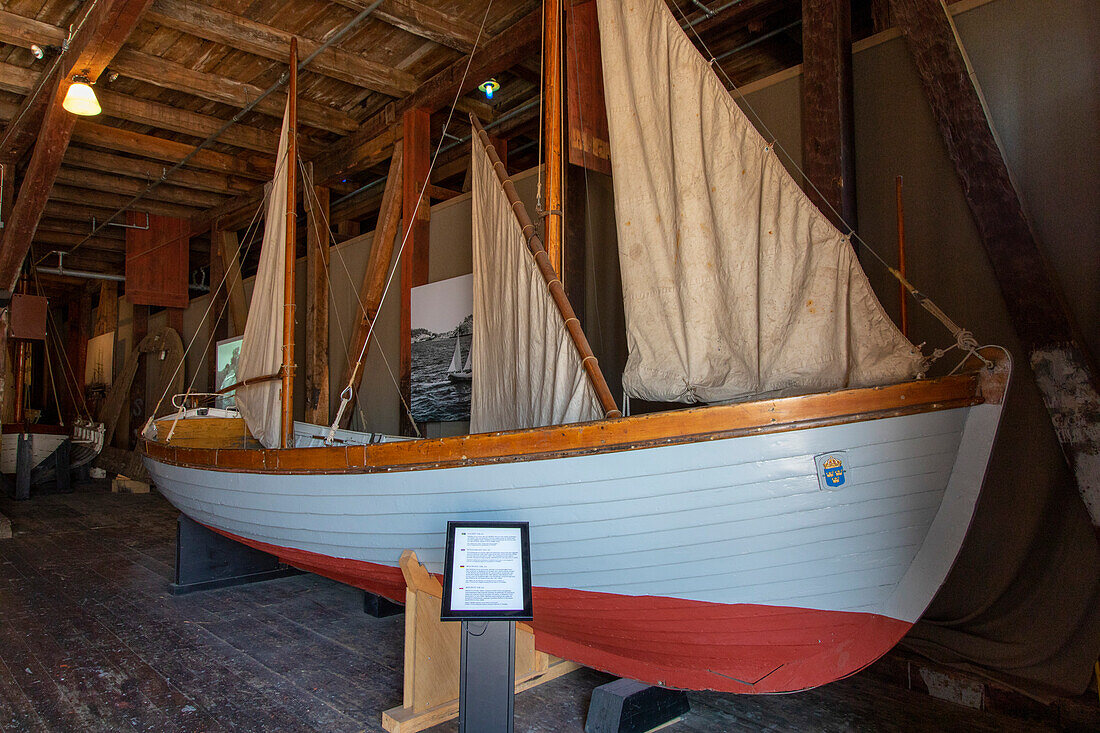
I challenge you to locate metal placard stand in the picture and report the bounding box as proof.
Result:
[441,521,533,733]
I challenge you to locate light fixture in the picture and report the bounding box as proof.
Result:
[30,44,44,60]
[62,72,101,116]
[478,78,500,100]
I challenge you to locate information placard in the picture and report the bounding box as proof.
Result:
[441,521,532,621]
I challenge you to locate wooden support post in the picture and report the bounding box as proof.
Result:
[337,140,403,429]
[890,0,1100,527]
[542,0,565,277]
[801,0,858,232]
[381,551,579,733]
[207,226,228,390]
[127,304,148,449]
[304,162,330,424]
[93,281,119,337]
[166,307,184,335]
[400,109,430,435]
[216,228,248,336]
[65,292,91,424]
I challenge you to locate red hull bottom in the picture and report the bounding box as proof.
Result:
[214,528,912,694]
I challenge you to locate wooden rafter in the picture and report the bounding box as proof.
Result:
[334,0,482,53]
[889,0,1100,527]
[63,147,252,196]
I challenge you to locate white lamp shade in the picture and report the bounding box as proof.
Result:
[62,81,101,116]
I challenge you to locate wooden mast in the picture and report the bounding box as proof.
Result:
[471,116,620,419]
[280,38,298,449]
[541,0,564,277]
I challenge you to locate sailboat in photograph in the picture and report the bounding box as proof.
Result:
[446,336,472,383]
[141,0,1010,693]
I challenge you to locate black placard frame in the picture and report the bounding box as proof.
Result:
[441,520,533,622]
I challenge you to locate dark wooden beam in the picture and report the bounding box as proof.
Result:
[126,304,148,449]
[801,0,857,231]
[333,0,481,53]
[304,163,330,425]
[206,225,228,389]
[72,120,273,180]
[64,146,252,196]
[215,229,248,336]
[55,166,228,209]
[400,109,430,435]
[890,0,1100,527]
[48,184,202,220]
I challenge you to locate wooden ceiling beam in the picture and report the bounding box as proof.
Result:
[37,218,123,239]
[31,229,127,254]
[0,0,156,289]
[145,0,418,97]
[71,120,273,180]
[64,146,253,196]
[55,166,228,209]
[333,0,481,53]
[49,183,201,220]
[110,48,359,134]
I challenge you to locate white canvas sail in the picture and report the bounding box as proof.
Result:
[234,101,291,448]
[470,140,603,433]
[596,0,921,403]
[448,338,463,373]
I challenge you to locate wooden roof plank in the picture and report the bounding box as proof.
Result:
[334,0,481,53]
[145,0,418,97]
[64,145,252,195]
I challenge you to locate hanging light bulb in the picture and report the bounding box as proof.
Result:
[62,73,101,116]
[30,44,45,60]
[478,78,500,100]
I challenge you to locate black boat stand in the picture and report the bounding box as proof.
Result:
[170,514,302,595]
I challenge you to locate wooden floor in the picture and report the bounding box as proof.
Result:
[0,484,1082,732]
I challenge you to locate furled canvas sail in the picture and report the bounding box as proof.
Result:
[235,102,291,448]
[470,140,603,432]
[596,0,921,404]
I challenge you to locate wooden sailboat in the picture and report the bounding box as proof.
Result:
[142,0,1010,693]
[446,337,472,383]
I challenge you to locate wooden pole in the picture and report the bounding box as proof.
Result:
[304,161,330,425]
[896,175,908,338]
[542,0,564,277]
[281,38,298,449]
[471,116,620,419]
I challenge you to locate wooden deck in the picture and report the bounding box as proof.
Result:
[0,484,1085,731]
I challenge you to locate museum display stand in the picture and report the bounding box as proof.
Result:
[381,550,578,733]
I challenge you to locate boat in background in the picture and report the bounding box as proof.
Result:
[142,0,1009,693]
[446,337,472,383]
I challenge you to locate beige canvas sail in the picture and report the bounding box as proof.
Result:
[470,140,603,432]
[596,0,921,403]
[235,102,291,448]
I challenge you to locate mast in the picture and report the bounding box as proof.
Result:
[280,38,298,448]
[12,274,28,425]
[541,0,564,277]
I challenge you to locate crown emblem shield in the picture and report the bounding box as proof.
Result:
[814,452,848,491]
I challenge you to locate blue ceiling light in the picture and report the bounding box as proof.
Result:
[478,78,500,100]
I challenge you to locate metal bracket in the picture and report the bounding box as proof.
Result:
[93,212,149,231]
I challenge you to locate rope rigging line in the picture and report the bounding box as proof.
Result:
[325,0,498,444]
[668,0,985,371]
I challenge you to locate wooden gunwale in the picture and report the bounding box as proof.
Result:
[144,372,982,475]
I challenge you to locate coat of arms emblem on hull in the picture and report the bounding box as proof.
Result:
[814,452,848,491]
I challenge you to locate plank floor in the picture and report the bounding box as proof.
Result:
[0,484,1075,732]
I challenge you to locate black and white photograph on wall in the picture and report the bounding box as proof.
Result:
[411,274,473,423]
